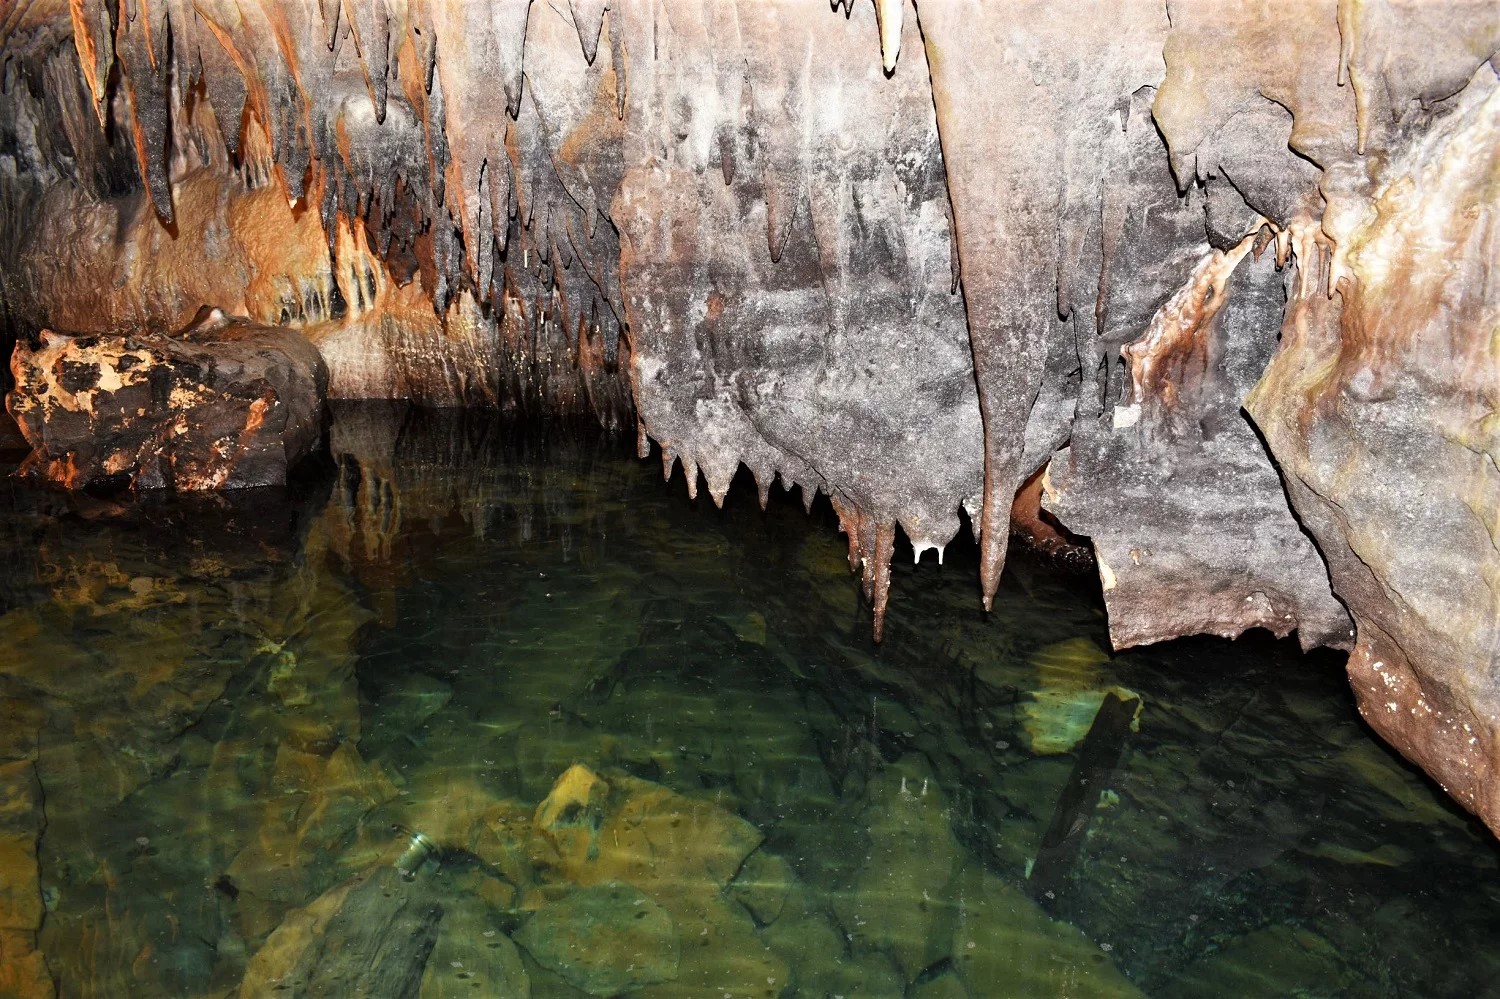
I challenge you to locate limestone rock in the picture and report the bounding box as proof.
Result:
[533,764,612,866]
[0,929,53,998]
[533,765,763,891]
[834,759,963,982]
[419,890,529,999]
[292,742,399,859]
[238,878,359,997]
[239,867,442,999]
[951,863,1145,999]
[762,883,906,999]
[1157,925,1348,999]
[6,321,326,491]
[1047,246,1352,652]
[0,761,43,934]
[0,0,1498,834]
[514,882,679,996]
[526,765,785,998]
[728,849,794,927]
[911,971,969,999]
[1245,69,1500,835]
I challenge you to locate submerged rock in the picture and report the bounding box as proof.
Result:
[419,889,530,999]
[0,929,53,998]
[6,321,326,491]
[761,882,906,999]
[515,882,679,996]
[950,863,1145,999]
[0,761,43,935]
[0,761,49,998]
[834,759,963,983]
[728,849,794,927]
[533,764,763,891]
[526,765,786,998]
[1157,925,1348,999]
[239,867,442,999]
[1019,638,1141,756]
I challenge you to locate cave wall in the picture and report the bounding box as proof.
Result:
[0,1,1497,831]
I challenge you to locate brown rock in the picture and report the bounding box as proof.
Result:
[1246,71,1500,835]
[533,765,762,892]
[515,883,679,996]
[6,318,326,491]
[0,762,43,934]
[0,929,54,998]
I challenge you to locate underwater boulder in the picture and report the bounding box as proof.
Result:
[239,867,442,999]
[833,758,964,983]
[419,889,530,999]
[527,765,786,997]
[1020,638,1141,756]
[514,882,679,996]
[533,765,763,891]
[0,760,45,999]
[951,862,1145,998]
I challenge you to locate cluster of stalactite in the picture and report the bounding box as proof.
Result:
[1,1,1498,833]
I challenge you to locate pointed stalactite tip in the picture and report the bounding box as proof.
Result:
[874,0,903,74]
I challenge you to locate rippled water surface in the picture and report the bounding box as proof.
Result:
[1,403,1497,998]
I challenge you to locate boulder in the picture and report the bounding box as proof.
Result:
[6,317,326,491]
[526,766,786,998]
[951,862,1145,999]
[238,867,442,999]
[833,759,963,983]
[514,883,679,996]
[419,888,530,999]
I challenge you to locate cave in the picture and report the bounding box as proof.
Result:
[0,1,1498,996]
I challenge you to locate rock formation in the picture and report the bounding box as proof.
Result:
[7,317,326,490]
[0,2,1496,832]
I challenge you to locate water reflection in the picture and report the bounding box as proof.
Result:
[0,402,1496,998]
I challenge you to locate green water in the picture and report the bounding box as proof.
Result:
[0,403,1497,998]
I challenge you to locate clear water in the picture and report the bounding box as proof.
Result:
[1,403,1497,999]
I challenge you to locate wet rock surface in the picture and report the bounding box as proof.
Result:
[1247,71,1500,835]
[7,320,327,491]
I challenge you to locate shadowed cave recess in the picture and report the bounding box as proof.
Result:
[0,0,1499,995]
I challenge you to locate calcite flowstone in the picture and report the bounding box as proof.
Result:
[6,318,326,491]
[1245,70,1500,833]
